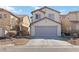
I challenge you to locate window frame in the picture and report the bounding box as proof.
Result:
[4,14,7,18]
[35,14,41,19]
[48,13,54,19]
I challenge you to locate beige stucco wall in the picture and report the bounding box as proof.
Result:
[32,11,44,22]
[71,22,79,31]
[65,12,79,21]
[22,16,30,33]
[10,15,18,29]
[31,18,61,36]
[0,11,10,28]
[67,13,77,21]
[22,16,30,27]
[0,10,18,31]
[77,12,79,20]
[42,8,60,22]
[76,23,79,30]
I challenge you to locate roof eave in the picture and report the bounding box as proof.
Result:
[30,17,61,26]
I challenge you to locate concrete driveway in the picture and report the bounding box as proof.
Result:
[26,39,72,48]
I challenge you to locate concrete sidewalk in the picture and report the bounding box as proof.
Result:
[0,46,79,52]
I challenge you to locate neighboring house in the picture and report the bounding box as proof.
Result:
[66,11,79,32]
[30,6,61,38]
[60,15,71,34]
[60,11,79,36]
[0,8,19,37]
[18,15,30,36]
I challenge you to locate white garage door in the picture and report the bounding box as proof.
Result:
[35,26,57,37]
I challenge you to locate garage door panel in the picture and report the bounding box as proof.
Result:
[35,26,57,37]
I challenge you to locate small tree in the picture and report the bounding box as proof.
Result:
[61,18,71,35]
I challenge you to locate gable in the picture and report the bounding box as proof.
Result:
[41,7,60,14]
[32,6,60,14]
[0,8,18,18]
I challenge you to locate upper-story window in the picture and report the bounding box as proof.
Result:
[35,14,41,19]
[0,14,3,19]
[4,14,7,18]
[0,14,7,19]
[48,14,54,19]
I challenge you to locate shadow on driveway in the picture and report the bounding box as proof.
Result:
[31,36,71,41]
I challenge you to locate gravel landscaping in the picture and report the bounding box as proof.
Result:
[0,38,29,46]
[67,38,79,45]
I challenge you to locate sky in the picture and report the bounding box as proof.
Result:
[0,6,79,16]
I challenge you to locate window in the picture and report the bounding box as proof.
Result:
[0,14,3,19]
[0,14,7,19]
[4,14,7,18]
[35,14,41,19]
[48,14,54,19]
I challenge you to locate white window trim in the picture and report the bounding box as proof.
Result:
[47,13,54,19]
[35,14,41,19]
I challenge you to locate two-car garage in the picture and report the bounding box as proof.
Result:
[35,26,57,37]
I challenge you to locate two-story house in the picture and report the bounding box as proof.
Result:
[60,11,79,36]
[30,6,61,38]
[0,8,19,37]
[66,11,79,32]
[63,11,79,31]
